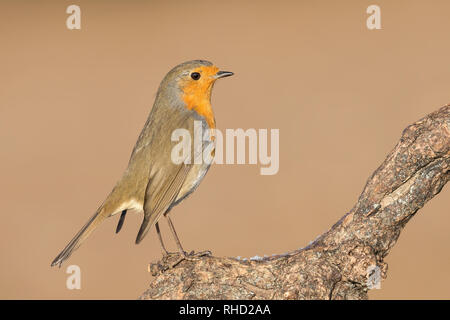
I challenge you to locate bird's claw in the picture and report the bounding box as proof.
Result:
[182,250,212,259]
[148,250,212,275]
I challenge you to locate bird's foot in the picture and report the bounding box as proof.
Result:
[148,250,211,275]
[148,252,182,274]
[181,250,212,259]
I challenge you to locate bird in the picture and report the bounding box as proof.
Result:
[51,60,233,267]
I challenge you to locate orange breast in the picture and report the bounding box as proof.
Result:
[181,65,219,130]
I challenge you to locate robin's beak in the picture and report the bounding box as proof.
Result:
[214,70,234,79]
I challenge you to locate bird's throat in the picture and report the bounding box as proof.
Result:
[182,87,215,129]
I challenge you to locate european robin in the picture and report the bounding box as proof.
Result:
[51,60,233,267]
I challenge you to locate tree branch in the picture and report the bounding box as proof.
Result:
[139,105,450,300]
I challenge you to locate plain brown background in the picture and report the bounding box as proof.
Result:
[1,0,449,299]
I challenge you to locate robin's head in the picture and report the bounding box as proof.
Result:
[157,60,233,127]
[176,60,233,95]
[159,60,233,105]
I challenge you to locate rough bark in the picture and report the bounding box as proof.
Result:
[139,105,449,300]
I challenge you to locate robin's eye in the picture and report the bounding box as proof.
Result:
[191,72,201,80]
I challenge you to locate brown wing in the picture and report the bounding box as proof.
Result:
[135,162,193,244]
[132,108,209,244]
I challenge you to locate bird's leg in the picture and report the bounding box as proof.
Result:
[166,215,211,259]
[148,212,211,274]
[155,222,169,256]
[166,215,186,255]
[147,221,183,273]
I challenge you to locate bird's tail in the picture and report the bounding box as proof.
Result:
[51,207,107,267]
